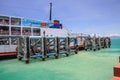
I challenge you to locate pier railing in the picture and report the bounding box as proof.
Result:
[17,36,111,63]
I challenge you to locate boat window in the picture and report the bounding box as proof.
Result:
[0,16,9,25]
[11,37,17,45]
[22,27,31,35]
[0,37,9,45]
[11,27,21,35]
[11,17,21,26]
[33,28,40,36]
[0,26,9,35]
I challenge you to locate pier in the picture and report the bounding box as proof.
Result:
[17,36,111,63]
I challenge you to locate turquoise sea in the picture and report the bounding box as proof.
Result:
[0,37,120,80]
[110,37,120,55]
[111,37,120,48]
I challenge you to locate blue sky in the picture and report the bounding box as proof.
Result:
[0,0,120,34]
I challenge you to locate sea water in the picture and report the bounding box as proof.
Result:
[111,37,120,48]
[110,37,120,55]
[0,37,120,80]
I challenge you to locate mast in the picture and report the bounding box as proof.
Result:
[49,2,52,21]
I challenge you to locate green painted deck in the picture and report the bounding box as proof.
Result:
[0,38,120,80]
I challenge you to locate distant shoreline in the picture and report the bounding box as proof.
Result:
[111,36,120,39]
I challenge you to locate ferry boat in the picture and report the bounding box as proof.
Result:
[0,15,70,56]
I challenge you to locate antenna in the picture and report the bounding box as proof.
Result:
[49,2,52,21]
